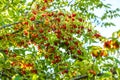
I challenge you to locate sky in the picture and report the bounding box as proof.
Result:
[95,0,120,38]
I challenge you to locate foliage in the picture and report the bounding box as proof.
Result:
[0,0,120,80]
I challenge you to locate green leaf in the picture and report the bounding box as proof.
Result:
[99,72,112,79]
[114,58,120,64]
[12,74,22,80]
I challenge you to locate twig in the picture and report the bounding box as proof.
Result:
[0,22,21,30]
[72,70,117,80]
[72,73,103,80]
[0,19,43,30]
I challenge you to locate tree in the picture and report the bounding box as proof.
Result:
[0,0,120,80]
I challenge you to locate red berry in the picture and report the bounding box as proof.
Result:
[70,30,74,33]
[94,33,101,38]
[104,40,112,48]
[100,50,108,57]
[31,34,38,38]
[41,6,46,11]
[32,10,37,15]
[79,26,84,29]
[65,41,69,46]
[42,14,46,17]
[21,70,26,75]
[0,36,3,39]
[4,49,9,55]
[113,41,119,49]
[76,30,80,34]
[74,41,78,46]
[24,21,28,25]
[6,34,11,37]
[72,24,77,28]
[77,50,82,55]
[30,26,34,30]
[64,70,68,73]
[72,13,76,17]
[55,18,60,22]
[44,0,47,3]
[26,63,33,67]
[78,18,84,22]
[30,16,35,21]
[54,41,58,45]
[88,29,92,32]
[89,70,96,75]
[55,29,61,34]
[61,24,66,29]
[72,17,75,21]
[68,15,72,18]
[58,12,64,16]
[11,62,16,66]
[50,25,56,29]
[69,46,74,50]
[56,34,61,39]
[31,69,37,74]
[39,29,44,33]
[62,70,68,74]
[52,60,55,64]
[54,56,60,59]
[24,30,28,36]
[12,54,17,57]
[44,43,50,47]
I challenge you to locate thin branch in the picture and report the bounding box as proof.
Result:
[0,22,21,30]
[12,28,23,34]
[72,73,103,80]
[72,74,88,80]
[0,19,43,30]
[72,70,117,80]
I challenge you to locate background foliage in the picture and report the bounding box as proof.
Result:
[0,0,120,80]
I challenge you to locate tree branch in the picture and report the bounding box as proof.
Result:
[72,70,117,80]
[0,19,43,30]
[0,22,21,30]
[72,73,103,80]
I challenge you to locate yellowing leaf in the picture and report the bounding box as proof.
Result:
[32,74,38,80]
